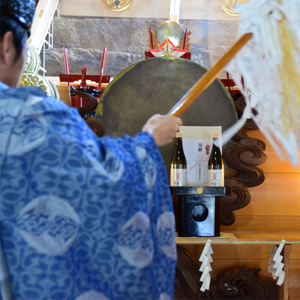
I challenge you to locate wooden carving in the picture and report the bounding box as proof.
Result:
[199,267,278,299]
[71,86,98,118]
[85,118,105,137]
[221,178,251,225]
[174,245,202,300]
[71,87,105,137]
[175,246,278,300]
[220,96,266,225]
[224,138,266,188]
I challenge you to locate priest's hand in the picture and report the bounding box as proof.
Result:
[142,114,182,147]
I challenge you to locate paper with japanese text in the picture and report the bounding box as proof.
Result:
[180,126,222,186]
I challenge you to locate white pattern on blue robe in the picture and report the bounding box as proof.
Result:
[0,83,177,300]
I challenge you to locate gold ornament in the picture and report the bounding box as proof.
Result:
[18,43,60,99]
[101,0,132,12]
[220,0,250,17]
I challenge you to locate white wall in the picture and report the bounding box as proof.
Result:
[60,0,240,21]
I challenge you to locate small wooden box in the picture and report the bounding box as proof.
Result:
[173,186,227,237]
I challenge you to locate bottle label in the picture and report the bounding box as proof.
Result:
[198,163,202,182]
[170,167,187,187]
[207,169,224,187]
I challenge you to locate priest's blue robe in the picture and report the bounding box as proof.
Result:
[0,82,177,300]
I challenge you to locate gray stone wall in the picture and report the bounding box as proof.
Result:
[45,16,239,79]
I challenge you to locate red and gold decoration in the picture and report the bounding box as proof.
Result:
[146,21,191,59]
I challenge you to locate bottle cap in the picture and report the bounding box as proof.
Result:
[176,132,183,138]
[212,132,220,139]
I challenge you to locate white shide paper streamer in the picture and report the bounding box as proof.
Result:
[268,240,286,286]
[199,239,213,292]
[222,0,300,167]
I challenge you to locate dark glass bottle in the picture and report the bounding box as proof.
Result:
[170,132,187,187]
[208,132,224,186]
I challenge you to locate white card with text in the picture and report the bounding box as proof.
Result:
[180,126,222,186]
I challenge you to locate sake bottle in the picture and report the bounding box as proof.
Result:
[208,132,224,186]
[170,132,187,187]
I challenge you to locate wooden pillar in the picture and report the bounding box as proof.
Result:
[279,244,292,300]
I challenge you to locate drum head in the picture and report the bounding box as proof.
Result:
[95,57,237,175]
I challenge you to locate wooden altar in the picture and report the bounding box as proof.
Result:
[175,235,299,300]
[50,73,300,299]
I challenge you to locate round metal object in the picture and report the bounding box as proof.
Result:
[155,21,184,47]
[220,0,250,17]
[101,0,132,12]
[196,187,204,195]
[95,57,237,176]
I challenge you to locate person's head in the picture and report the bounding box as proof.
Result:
[0,0,36,87]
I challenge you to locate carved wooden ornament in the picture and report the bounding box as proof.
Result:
[175,246,278,300]
[220,96,266,226]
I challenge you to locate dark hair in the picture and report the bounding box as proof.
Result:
[0,14,27,61]
[0,0,36,61]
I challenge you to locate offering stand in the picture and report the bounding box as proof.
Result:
[172,186,231,237]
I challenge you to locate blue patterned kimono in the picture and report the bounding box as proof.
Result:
[0,82,177,300]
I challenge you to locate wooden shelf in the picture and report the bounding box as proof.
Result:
[176,233,300,245]
[176,234,297,300]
